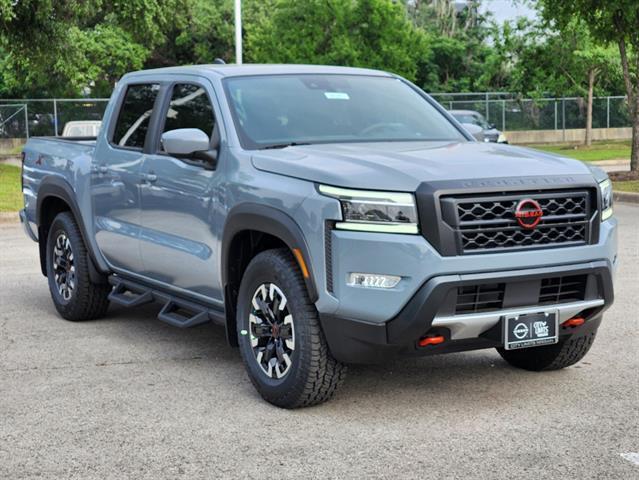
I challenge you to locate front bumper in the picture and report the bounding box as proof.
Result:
[320,260,613,364]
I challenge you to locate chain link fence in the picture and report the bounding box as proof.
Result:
[0,103,28,138]
[0,93,632,148]
[430,92,631,132]
[0,98,109,141]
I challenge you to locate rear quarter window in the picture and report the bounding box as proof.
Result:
[112,83,160,149]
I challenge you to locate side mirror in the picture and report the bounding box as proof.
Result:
[488,123,496,130]
[161,128,210,155]
[161,128,218,169]
[461,123,485,142]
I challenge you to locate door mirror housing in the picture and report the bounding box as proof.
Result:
[461,123,485,142]
[161,128,210,155]
[161,128,218,169]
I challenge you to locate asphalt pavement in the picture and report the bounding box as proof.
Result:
[1,205,638,479]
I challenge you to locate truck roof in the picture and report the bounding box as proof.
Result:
[122,64,394,80]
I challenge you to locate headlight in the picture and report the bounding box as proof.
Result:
[319,185,419,234]
[497,133,507,143]
[599,178,613,221]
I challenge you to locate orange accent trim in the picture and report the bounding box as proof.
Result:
[292,248,309,279]
[418,335,445,347]
[562,317,585,328]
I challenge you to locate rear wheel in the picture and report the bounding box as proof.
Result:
[497,331,598,371]
[45,212,110,321]
[236,248,346,408]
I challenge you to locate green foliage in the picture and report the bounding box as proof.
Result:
[247,0,428,83]
[538,0,639,169]
[0,0,632,102]
[0,164,22,213]
[150,0,273,67]
[612,180,639,193]
[530,141,631,162]
[539,1,639,47]
[508,18,620,98]
[0,0,185,97]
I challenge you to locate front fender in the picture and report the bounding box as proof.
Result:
[221,203,318,302]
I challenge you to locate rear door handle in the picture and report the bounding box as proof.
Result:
[92,165,108,174]
[142,172,157,183]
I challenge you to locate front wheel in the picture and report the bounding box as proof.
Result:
[497,331,598,371]
[236,249,346,408]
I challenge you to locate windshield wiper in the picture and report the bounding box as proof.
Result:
[260,142,312,150]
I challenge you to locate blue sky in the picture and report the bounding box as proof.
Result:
[480,0,538,23]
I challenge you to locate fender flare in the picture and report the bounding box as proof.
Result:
[221,203,319,303]
[36,176,108,280]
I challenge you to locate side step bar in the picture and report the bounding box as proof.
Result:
[109,281,154,307]
[108,276,225,328]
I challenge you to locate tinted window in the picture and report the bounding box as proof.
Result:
[162,84,215,143]
[223,74,466,149]
[113,84,159,148]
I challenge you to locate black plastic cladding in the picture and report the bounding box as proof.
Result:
[415,175,601,256]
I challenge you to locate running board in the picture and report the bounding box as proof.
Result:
[158,300,210,328]
[108,276,225,328]
[108,281,154,307]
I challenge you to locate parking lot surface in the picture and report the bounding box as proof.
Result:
[1,205,638,479]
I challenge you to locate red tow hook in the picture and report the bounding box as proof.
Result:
[418,335,446,347]
[561,317,585,328]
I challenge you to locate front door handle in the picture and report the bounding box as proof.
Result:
[92,164,108,174]
[142,172,158,183]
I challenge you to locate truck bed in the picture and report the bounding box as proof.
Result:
[21,136,98,236]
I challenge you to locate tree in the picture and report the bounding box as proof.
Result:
[539,0,639,170]
[0,0,188,97]
[148,0,274,68]
[509,18,618,145]
[247,0,430,84]
[573,40,618,146]
[406,0,496,92]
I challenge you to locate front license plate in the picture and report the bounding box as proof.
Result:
[504,311,558,350]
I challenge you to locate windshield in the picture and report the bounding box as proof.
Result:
[451,113,490,129]
[223,74,466,149]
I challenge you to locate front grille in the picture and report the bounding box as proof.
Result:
[538,275,587,305]
[454,274,590,315]
[456,283,505,314]
[441,190,594,254]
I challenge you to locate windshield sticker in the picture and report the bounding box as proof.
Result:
[324,92,350,100]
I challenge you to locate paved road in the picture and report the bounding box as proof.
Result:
[1,205,638,479]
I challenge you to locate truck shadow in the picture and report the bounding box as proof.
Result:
[99,302,568,413]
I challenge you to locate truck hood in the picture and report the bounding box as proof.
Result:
[251,141,593,191]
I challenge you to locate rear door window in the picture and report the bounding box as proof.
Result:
[112,83,160,149]
[161,83,215,148]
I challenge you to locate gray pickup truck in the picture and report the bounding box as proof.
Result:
[20,65,617,408]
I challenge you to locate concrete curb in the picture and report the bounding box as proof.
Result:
[0,157,21,167]
[614,191,639,204]
[591,159,630,167]
[0,212,19,224]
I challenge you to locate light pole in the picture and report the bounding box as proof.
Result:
[235,0,242,64]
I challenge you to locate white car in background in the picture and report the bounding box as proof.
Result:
[62,120,102,137]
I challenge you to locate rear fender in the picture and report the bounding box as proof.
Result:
[36,176,108,283]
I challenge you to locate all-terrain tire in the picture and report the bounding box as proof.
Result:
[45,212,110,321]
[497,331,597,371]
[236,248,346,408]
